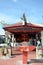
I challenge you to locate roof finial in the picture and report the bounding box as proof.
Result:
[21,13,27,25]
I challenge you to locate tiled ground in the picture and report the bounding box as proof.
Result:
[0,49,43,65]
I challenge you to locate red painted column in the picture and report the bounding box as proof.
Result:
[23,51,28,64]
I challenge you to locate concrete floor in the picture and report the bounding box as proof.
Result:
[0,49,43,65]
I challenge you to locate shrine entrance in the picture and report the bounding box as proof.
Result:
[14,32,36,42]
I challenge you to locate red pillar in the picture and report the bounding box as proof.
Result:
[23,51,28,64]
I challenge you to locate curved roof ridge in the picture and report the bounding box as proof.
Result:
[3,21,43,28]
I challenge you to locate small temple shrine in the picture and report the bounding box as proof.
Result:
[3,14,43,47]
[2,14,43,59]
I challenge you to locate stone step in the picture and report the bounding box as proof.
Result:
[27,59,43,64]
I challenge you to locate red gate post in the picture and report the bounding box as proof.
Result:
[23,49,28,64]
[20,46,29,64]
